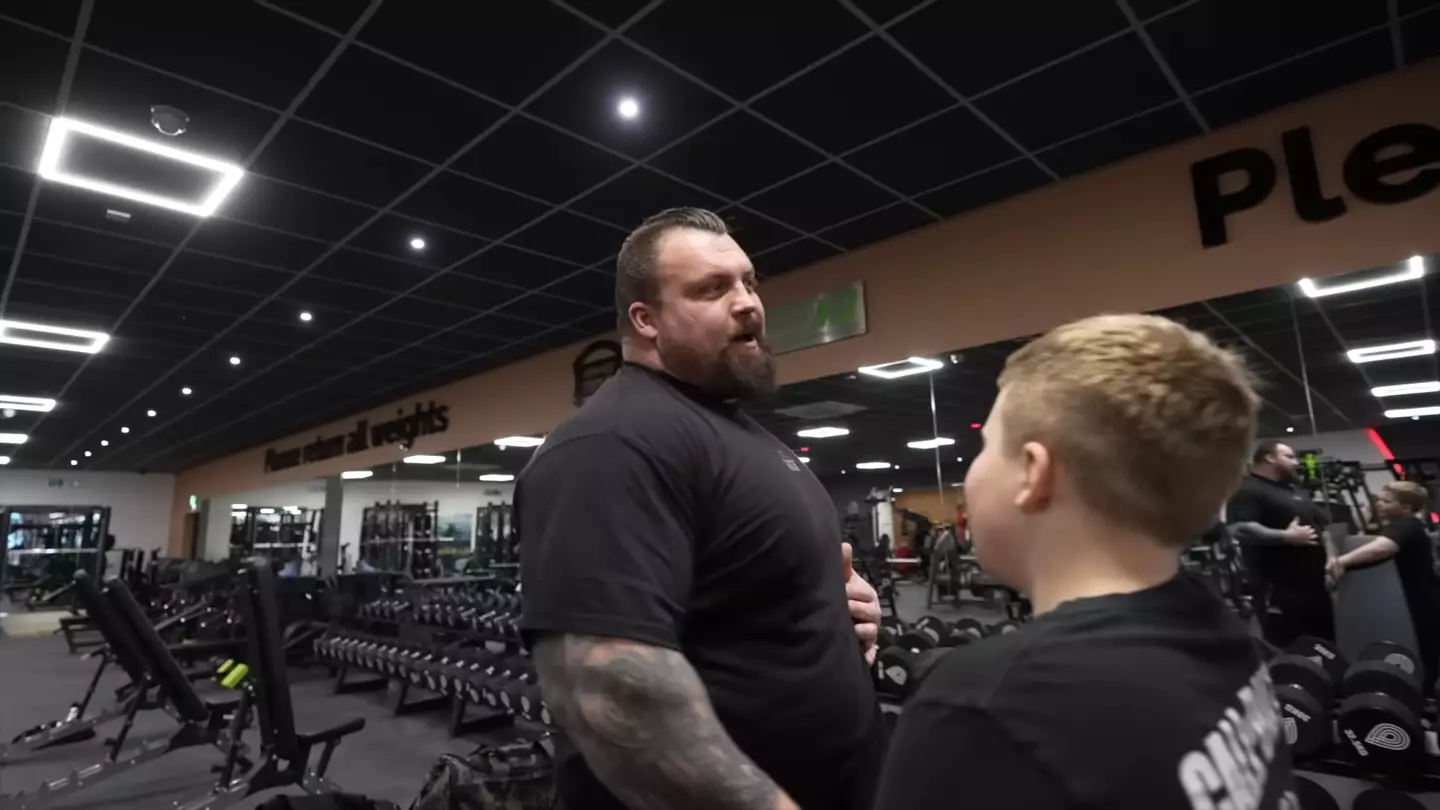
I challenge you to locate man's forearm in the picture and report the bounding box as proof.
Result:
[533,634,796,810]
[1228,522,1290,546]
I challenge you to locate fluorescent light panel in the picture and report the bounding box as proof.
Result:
[231,504,247,510]
[259,508,276,514]
[797,456,810,463]
[478,473,515,482]
[0,394,57,412]
[340,470,373,480]
[1299,256,1426,298]
[907,437,956,449]
[0,456,9,465]
[1372,381,1440,398]
[494,436,544,448]
[0,318,109,354]
[855,461,892,470]
[796,426,849,439]
[0,433,28,445]
[857,357,944,379]
[403,454,447,464]
[1385,406,1440,419]
[38,117,244,217]
[1348,340,1437,364]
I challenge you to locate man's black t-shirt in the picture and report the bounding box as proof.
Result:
[874,575,1298,810]
[518,364,884,810]
[1227,473,1328,589]
[1385,516,1440,620]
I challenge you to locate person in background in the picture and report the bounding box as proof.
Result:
[874,314,1297,810]
[1226,441,1335,648]
[1329,481,1439,695]
[518,208,885,810]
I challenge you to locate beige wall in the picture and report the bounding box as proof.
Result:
[168,62,1440,552]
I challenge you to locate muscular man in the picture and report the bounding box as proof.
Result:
[1226,441,1334,647]
[517,208,886,810]
[874,315,1297,810]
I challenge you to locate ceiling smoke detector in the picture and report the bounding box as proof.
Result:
[150,106,189,137]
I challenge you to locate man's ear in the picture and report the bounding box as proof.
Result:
[629,302,658,340]
[1014,441,1054,513]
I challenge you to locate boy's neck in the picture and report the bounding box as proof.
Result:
[1025,520,1181,615]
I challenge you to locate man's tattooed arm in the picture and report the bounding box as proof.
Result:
[532,634,799,810]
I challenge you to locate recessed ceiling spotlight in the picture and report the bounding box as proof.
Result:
[84,451,92,457]
[617,97,640,120]
[409,237,426,251]
[100,440,109,447]
[1286,427,1295,433]
[146,410,156,417]
[228,356,241,366]
[797,456,810,463]
[121,426,130,433]
[181,386,193,395]
[0,455,8,465]
[299,311,313,322]
[956,456,964,462]
[892,487,904,493]
[479,473,516,482]
[70,459,77,466]
[797,427,849,439]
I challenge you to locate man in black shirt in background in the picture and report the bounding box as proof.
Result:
[875,315,1298,810]
[518,208,885,810]
[1226,441,1335,648]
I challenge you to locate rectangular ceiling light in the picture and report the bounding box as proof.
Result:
[1372,381,1440,398]
[1348,339,1437,364]
[0,433,29,445]
[38,117,244,217]
[855,461,892,470]
[1299,255,1426,298]
[0,318,110,354]
[494,436,544,448]
[796,426,850,439]
[403,454,447,464]
[1385,406,1440,419]
[857,357,944,379]
[479,473,515,482]
[0,394,57,412]
[0,456,9,465]
[907,437,956,449]
[341,470,374,480]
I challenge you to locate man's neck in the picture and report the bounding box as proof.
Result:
[1251,466,1284,484]
[1025,523,1180,615]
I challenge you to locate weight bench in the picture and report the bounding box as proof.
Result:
[178,558,367,810]
[0,573,250,810]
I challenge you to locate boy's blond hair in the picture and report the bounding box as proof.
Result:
[1385,481,1431,514]
[996,314,1260,544]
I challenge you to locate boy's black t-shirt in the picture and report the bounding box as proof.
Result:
[1384,516,1440,621]
[517,364,884,810]
[874,575,1299,810]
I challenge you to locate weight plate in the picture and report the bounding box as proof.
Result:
[1294,776,1339,810]
[1274,683,1330,758]
[876,646,919,699]
[896,631,936,652]
[1286,635,1349,684]
[1271,654,1336,707]
[1358,642,1423,686]
[952,619,985,641]
[1344,662,1423,713]
[1336,692,1423,770]
[1353,787,1425,810]
[989,620,1020,636]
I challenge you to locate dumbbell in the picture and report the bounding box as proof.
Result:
[987,620,1021,636]
[1353,787,1425,810]
[1295,776,1339,810]
[1337,641,1428,771]
[1270,652,1335,759]
[914,616,972,648]
[950,619,986,643]
[877,616,906,650]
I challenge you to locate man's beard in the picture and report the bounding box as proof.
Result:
[660,335,778,402]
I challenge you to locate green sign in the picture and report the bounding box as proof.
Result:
[766,282,866,355]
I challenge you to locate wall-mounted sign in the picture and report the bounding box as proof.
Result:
[767,281,867,355]
[263,400,450,473]
[573,339,622,407]
[1191,123,1440,248]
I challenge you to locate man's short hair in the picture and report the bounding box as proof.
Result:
[1385,481,1431,514]
[614,207,729,334]
[1252,439,1284,466]
[996,314,1259,545]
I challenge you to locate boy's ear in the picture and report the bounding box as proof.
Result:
[1014,441,1054,513]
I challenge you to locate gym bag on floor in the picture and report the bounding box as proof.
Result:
[408,735,559,810]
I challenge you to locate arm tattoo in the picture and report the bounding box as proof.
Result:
[1229,522,1287,546]
[533,634,796,810]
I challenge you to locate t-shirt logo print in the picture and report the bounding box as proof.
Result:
[777,450,801,472]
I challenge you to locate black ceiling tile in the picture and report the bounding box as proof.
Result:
[1403,6,1440,63]
[298,47,506,163]
[415,329,502,356]
[0,20,67,114]
[559,0,666,27]
[396,171,551,238]
[974,34,1177,149]
[7,279,126,329]
[451,116,630,204]
[262,0,370,32]
[498,293,600,324]
[168,251,295,296]
[750,37,953,154]
[746,163,895,233]
[544,268,616,310]
[350,213,487,268]
[65,49,278,165]
[252,120,430,206]
[649,112,825,201]
[14,251,147,298]
[0,104,50,171]
[313,247,442,292]
[33,182,198,246]
[1401,0,1440,13]
[505,209,624,266]
[1128,0,1197,19]
[754,237,841,279]
[567,309,619,338]
[718,207,806,254]
[282,275,393,314]
[845,107,1022,196]
[145,277,264,318]
[378,294,485,328]
[1193,31,1392,129]
[528,40,734,160]
[361,1,604,106]
[461,314,548,342]
[128,299,232,339]
[0,214,19,248]
[915,160,1052,218]
[24,218,171,272]
[410,271,520,312]
[570,167,725,230]
[108,318,212,348]
[223,174,372,242]
[190,217,328,270]
[630,0,868,99]
[87,0,338,108]
[1037,102,1200,177]
[817,202,935,250]
[226,309,314,348]
[847,0,928,25]
[343,315,434,345]
[457,243,581,290]
[5,0,82,35]
[1147,0,1388,91]
[891,0,1127,97]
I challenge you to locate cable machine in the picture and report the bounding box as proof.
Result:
[1,505,111,611]
[358,500,440,578]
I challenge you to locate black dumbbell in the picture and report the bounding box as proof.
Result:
[875,646,918,698]
[1269,653,1334,759]
[1288,635,1350,684]
[1295,776,1340,810]
[950,618,986,643]
[878,616,906,650]
[1352,786,1424,810]
[914,616,970,648]
[1337,641,1427,770]
[987,620,1021,636]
